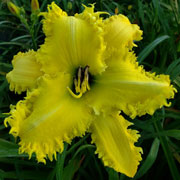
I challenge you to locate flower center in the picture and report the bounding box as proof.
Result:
[67,66,90,98]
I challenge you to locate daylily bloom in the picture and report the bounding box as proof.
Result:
[5,2,176,177]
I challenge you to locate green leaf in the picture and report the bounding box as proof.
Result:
[67,135,90,155]
[153,117,180,180]
[161,130,180,140]
[0,42,25,46]
[106,168,119,180]
[0,170,49,179]
[56,143,68,180]
[62,156,83,180]
[0,62,12,72]
[166,58,180,75]
[0,139,28,158]
[135,138,160,179]
[71,144,95,160]
[11,35,31,42]
[138,0,146,32]
[174,75,180,88]
[138,35,169,63]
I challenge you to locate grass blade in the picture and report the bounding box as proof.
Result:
[56,143,68,180]
[138,35,169,63]
[134,138,160,179]
[153,117,180,180]
[0,139,29,158]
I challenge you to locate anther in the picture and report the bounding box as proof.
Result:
[67,66,91,98]
[77,67,82,92]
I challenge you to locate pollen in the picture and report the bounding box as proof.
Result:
[67,66,90,98]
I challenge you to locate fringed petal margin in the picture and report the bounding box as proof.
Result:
[86,48,176,118]
[4,89,39,137]
[39,2,67,36]
[90,112,142,177]
[103,15,142,51]
[6,50,43,94]
[75,4,108,28]
[37,3,106,76]
[4,73,93,163]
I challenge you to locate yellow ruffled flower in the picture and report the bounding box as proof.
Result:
[4,2,176,177]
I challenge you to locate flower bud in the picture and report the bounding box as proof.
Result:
[128,5,133,10]
[31,0,39,11]
[67,2,72,11]
[115,7,118,15]
[7,2,20,16]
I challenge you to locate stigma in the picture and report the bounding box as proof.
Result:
[67,66,90,98]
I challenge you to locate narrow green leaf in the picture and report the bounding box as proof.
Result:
[174,75,180,88]
[72,144,95,160]
[161,130,180,140]
[135,138,160,179]
[138,35,169,63]
[170,64,180,80]
[11,35,31,42]
[0,42,25,46]
[166,58,180,74]
[0,139,18,149]
[63,156,83,180]
[1,170,49,179]
[102,2,114,14]
[56,143,68,180]
[0,114,9,118]
[153,117,180,180]
[106,168,119,180]
[67,135,90,155]
[0,139,29,158]
[0,21,14,26]
[138,0,146,32]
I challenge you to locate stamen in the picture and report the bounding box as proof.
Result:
[74,78,78,91]
[67,66,91,98]
[80,66,90,93]
[67,87,82,99]
[84,66,90,90]
[76,67,82,93]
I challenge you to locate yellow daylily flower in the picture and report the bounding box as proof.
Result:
[4,2,176,177]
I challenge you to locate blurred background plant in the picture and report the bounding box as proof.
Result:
[0,0,180,179]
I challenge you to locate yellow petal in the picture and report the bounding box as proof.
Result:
[104,15,142,50]
[4,73,93,163]
[75,4,108,27]
[37,3,106,75]
[86,49,176,118]
[90,112,142,177]
[6,50,42,94]
[40,2,67,36]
